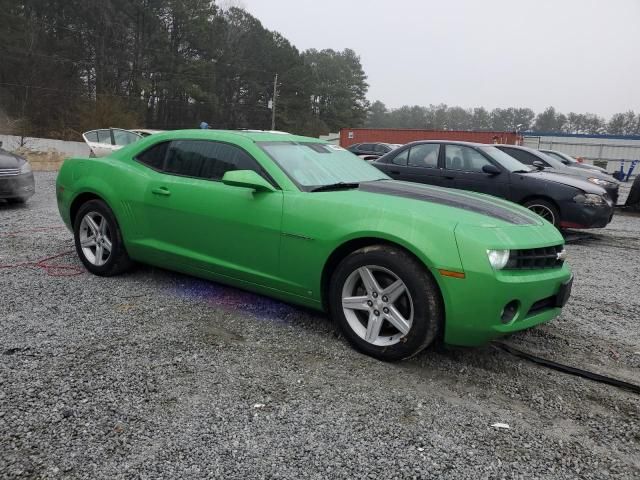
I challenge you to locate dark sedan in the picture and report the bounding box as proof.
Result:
[372,141,614,229]
[495,144,619,204]
[0,147,35,203]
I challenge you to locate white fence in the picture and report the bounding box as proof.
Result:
[523,134,640,174]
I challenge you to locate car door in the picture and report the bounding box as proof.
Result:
[142,139,284,286]
[442,144,509,198]
[401,143,445,186]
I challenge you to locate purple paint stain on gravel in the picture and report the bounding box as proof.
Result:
[169,276,300,323]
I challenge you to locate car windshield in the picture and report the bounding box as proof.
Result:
[479,146,532,172]
[545,151,577,164]
[259,141,389,190]
[535,151,568,169]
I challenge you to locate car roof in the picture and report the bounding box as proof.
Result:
[493,143,538,152]
[403,140,489,147]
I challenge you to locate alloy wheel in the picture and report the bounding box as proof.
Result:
[79,211,112,266]
[341,265,414,346]
[527,204,556,224]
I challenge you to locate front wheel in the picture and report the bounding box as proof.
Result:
[73,199,133,276]
[329,245,443,361]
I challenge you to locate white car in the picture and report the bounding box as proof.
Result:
[82,128,143,157]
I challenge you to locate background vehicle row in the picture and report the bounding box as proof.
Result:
[372,141,614,228]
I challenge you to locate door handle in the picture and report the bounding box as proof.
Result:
[443,175,455,180]
[151,186,171,196]
[389,170,400,175]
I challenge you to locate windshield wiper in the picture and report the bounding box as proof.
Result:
[512,169,531,173]
[310,182,360,192]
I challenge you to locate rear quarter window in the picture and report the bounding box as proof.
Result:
[135,142,169,170]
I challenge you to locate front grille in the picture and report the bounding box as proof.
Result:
[506,245,565,270]
[0,168,21,177]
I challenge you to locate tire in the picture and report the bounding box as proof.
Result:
[73,199,133,276]
[329,245,443,361]
[7,197,27,204]
[523,198,560,227]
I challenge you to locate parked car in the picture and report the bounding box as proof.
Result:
[539,149,609,175]
[373,140,614,229]
[82,128,143,157]
[347,142,402,159]
[494,144,620,203]
[57,130,572,361]
[0,146,35,204]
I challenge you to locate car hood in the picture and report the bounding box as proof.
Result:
[350,180,544,227]
[522,170,607,194]
[572,163,608,174]
[543,165,618,185]
[0,148,25,169]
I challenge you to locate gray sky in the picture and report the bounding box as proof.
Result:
[241,0,640,118]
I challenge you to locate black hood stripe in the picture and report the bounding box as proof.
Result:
[360,181,538,225]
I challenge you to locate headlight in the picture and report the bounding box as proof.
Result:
[588,177,615,188]
[573,193,605,205]
[19,162,32,174]
[487,249,510,270]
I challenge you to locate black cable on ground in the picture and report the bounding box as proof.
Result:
[491,341,640,395]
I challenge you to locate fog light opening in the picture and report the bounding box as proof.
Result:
[501,300,520,324]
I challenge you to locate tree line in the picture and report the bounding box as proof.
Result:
[0,0,369,140]
[1,1,638,142]
[365,102,640,136]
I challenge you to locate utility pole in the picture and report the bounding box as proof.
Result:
[271,73,278,131]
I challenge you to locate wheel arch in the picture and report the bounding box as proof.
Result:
[70,192,105,226]
[320,236,444,314]
[519,195,562,215]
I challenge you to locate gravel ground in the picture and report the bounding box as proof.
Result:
[1,172,639,479]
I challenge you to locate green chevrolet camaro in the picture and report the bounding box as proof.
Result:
[56,130,572,360]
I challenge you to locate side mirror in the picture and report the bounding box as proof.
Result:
[222,170,276,192]
[482,164,502,175]
[532,160,546,170]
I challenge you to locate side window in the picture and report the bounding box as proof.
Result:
[391,149,409,166]
[500,148,537,165]
[408,144,440,168]
[359,143,373,152]
[113,129,141,146]
[135,141,169,170]
[84,131,98,142]
[97,129,112,145]
[165,140,260,181]
[374,144,387,154]
[445,145,492,172]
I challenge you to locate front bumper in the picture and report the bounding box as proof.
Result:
[440,224,572,346]
[559,199,614,229]
[0,172,35,199]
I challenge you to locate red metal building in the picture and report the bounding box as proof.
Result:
[339,128,520,147]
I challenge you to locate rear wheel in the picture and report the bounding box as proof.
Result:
[329,245,442,361]
[523,198,559,227]
[73,199,133,276]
